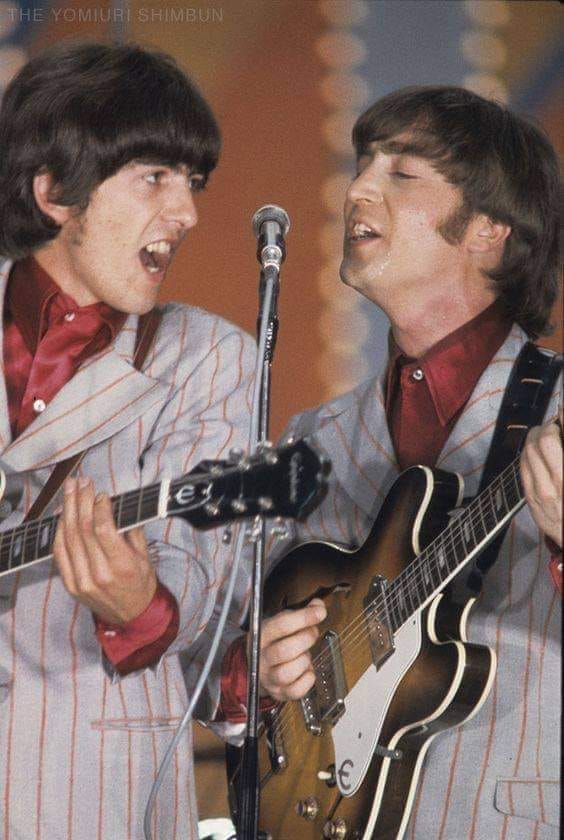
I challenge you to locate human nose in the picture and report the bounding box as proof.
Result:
[164,182,198,230]
[346,161,384,206]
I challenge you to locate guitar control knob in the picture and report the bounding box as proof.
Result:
[317,764,336,786]
[323,817,347,839]
[295,796,319,821]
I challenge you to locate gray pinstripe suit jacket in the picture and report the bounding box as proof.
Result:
[0,260,256,840]
[278,325,561,840]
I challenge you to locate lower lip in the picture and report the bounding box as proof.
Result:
[348,235,383,249]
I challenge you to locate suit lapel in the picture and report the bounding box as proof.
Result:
[0,264,169,472]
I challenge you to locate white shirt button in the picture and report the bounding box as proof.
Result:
[64,312,76,322]
[412,368,425,381]
[33,398,46,414]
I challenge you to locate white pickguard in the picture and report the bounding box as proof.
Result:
[331,615,421,796]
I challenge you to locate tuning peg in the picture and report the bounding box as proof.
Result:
[258,496,274,511]
[204,502,221,517]
[231,499,248,514]
[244,523,262,543]
[228,447,245,462]
[270,517,289,540]
[222,528,232,544]
[209,465,224,477]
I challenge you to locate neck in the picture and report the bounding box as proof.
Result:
[387,280,497,358]
[33,243,98,307]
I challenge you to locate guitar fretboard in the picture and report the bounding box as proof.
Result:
[0,481,163,576]
[383,456,524,631]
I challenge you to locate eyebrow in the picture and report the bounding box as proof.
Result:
[359,139,427,158]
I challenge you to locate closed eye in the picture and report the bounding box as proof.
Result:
[145,170,167,184]
[392,171,417,180]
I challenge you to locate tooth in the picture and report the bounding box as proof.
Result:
[145,241,171,254]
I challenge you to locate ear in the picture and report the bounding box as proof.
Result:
[32,171,74,226]
[465,214,511,254]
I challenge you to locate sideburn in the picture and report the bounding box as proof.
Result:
[436,202,473,245]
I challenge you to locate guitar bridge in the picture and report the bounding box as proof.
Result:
[364,575,395,669]
[300,687,322,735]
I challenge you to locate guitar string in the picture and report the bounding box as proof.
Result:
[0,479,221,570]
[269,467,521,749]
[0,456,295,569]
[295,462,518,682]
[3,461,520,713]
[0,485,163,570]
[269,495,521,755]
[309,459,520,666]
[267,461,521,747]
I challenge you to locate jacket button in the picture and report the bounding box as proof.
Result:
[33,398,46,413]
[412,368,424,381]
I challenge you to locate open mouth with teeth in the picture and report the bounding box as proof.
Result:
[139,240,174,275]
[350,222,382,242]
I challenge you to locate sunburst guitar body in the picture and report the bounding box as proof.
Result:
[228,463,514,839]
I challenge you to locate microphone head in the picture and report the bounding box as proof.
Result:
[252,204,291,238]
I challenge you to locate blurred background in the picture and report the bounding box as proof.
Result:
[1,0,562,825]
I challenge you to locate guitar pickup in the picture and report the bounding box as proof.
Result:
[364,575,395,670]
[314,630,347,724]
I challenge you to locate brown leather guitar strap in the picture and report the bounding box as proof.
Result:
[24,308,162,522]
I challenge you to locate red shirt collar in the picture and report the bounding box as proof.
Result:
[388,298,512,426]
[7,256,127,353]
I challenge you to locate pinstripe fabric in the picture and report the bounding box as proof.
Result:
[276,326,561,840]
[0,260,256,839]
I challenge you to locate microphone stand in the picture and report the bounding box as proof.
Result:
[237,262,280,840]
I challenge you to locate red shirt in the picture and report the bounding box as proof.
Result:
[385,298,512,470]
[385,299,561,591]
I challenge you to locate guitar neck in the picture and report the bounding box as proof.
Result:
[386,456,524,630]
[0,480,166,578]
[0,438,331,580]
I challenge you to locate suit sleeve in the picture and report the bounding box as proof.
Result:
[107,317,256,717]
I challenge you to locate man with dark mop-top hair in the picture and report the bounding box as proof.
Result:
[255,87,561,839]
[0,41,324,839]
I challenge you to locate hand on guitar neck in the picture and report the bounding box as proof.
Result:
[520,413,563,549]
[53,476,157,625]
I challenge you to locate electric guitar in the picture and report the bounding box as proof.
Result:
[0,439,329,579]
[228,454,531,840]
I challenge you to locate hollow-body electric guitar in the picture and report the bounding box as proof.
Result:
[229,455,530,840]
[0,439,329,579]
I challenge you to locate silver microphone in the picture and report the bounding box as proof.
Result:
[252,204,291,270]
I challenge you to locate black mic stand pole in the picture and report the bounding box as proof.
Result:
[237,259,281,840]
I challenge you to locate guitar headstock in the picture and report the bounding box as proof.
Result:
[166,438,330,528]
